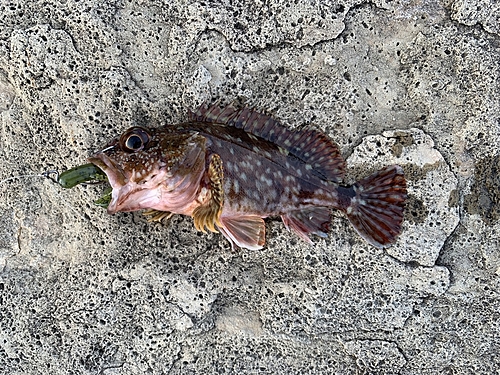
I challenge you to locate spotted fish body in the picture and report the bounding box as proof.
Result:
[88,103,407,250]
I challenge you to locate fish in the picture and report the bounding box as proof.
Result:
[87,103,407,250]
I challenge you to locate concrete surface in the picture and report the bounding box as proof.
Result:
[0,0,499,373]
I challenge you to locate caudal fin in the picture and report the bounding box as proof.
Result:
[344,165,407,248]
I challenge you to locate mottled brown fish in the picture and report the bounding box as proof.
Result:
[88,103,407,250]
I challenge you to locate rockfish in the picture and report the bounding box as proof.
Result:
[88,103,407,250]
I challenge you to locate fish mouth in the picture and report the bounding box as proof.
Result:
[87,153,165,215]
[87,154,128,188]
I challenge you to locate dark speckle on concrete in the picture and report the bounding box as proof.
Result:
[390,132,415,158]
[464,154,500,224]
[405,195,429,224]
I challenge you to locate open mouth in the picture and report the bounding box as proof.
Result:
[87,154,128,188]
[88,154,130,214]
[88,154,169,214]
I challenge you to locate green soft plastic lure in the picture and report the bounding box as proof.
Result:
[57,163,111,208]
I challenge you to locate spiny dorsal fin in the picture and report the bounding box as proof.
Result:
[190,103,345,182]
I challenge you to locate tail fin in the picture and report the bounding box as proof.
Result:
[344,165,407,248]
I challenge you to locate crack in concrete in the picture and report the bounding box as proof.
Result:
[194,1,384,55]
[164,344,184,374]
[450,10,500,40]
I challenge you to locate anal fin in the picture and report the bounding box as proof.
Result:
[218,215,266,250]
[281,207,331,244]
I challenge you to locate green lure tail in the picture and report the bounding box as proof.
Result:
[57,163,111,208]
[58,163,107,188]
[94,187,112,208]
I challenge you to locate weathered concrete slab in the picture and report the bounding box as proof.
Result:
[1,0,499,373]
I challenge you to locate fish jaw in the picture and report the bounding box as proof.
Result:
[106,182,163,214]
[88,152,207,216]
[88,154,169,214]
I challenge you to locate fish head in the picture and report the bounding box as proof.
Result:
[88,126,206,215]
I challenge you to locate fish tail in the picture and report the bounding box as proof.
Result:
[339,165,407,248]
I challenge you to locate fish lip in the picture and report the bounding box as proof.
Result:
[88,154,130,214]
[87,154,127,188]
[107,184,134,215]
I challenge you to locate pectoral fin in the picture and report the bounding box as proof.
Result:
[192,154,224,233]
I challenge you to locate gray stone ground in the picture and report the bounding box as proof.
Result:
[0,0,499,373]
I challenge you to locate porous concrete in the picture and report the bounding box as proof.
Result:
[0,0,499,374]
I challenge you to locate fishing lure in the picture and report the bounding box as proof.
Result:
[57,163,112,207]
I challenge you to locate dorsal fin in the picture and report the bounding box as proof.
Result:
[190,103,345,182]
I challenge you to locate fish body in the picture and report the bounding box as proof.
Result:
[88,104,407,250]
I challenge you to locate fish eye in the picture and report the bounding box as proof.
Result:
[125,134,143,150]
[120,127,150,152]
